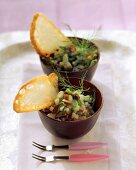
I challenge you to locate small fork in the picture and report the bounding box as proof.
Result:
[32,153,109,162]
[32,141,107,151]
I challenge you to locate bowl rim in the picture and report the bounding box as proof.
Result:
[39,36,100,74]
[39,78,103,123]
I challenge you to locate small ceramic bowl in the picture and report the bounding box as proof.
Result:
[39,37,100,81]
[38,77,103,139]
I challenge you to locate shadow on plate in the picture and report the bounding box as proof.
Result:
[93,39,134,57]
[0,41,34,63]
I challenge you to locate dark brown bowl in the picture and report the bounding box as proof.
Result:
[39,37,100,81]
[38,77,103,139]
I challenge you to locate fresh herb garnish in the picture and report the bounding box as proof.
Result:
[56,71,89,93]
[42,36,99,72]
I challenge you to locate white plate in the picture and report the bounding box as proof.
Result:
[0,31,136,170]
[17,63,121,170]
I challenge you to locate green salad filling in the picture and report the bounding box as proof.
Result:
[41,38,99,71]
[42,76,96,121]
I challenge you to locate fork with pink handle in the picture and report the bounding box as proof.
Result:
[33,141,108,151]
[32,153,109,162]
[32,141,109,163]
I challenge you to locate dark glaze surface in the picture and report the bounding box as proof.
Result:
[39,37,100,81]
[38,78,103,139]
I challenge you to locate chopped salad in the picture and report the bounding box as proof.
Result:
[41,38,99,72]
[42,85,96,121]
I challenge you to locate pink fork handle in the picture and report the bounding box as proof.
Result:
[69,142,108,150]
[69,154,109,162]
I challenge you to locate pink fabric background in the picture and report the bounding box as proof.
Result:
[0,0,136,32]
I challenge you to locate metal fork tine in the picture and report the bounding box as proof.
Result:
[32,154,45,162]
[33,144,46,151]
[32,141,45,148]
[32,141,46,150]
[32,153,45,159]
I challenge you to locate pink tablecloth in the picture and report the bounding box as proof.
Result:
[0,0,136,32]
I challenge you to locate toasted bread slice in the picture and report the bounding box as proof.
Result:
[30,13,72,56]
[13,73,58,113]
